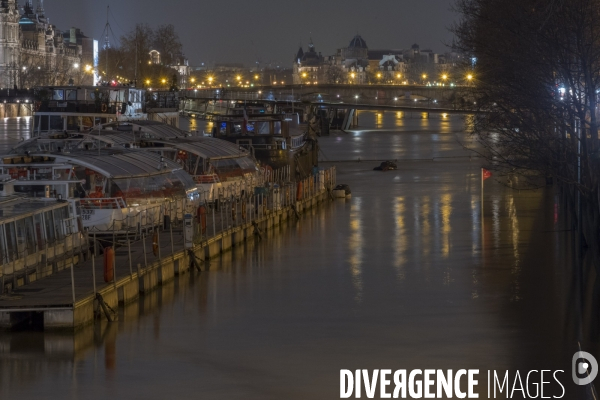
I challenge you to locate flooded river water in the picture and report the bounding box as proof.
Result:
[0,112,596,399]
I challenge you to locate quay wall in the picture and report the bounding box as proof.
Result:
[35,189,332,330]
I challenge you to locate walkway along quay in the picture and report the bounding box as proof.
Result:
[0,167,337,330]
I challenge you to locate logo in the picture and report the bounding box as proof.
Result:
[572,351,598,386]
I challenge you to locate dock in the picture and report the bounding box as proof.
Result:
[0,169,336,330]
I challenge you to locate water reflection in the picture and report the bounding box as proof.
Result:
[394,196,406,281]
[0,117,595,399]
[348,197,363,303]
[0,117,31,153]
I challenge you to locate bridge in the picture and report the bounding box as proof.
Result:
[175,84,476,128]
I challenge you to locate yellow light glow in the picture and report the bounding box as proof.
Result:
[422,74,427,79]
[236,75,241,81]
[254,75,259,80]
[467,74,473,80]
[442,74,448,80]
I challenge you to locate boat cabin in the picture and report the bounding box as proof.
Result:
[32,86,147,137]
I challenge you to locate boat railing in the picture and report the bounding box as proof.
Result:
[291,133,307,149]
[80,197,127,210]
[194,174,220,184]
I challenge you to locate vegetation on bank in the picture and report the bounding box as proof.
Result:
[453,0,600,252]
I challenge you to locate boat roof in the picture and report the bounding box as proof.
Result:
[27,149,184,179]
[143,137,249,160]
[0,198,67,224]
[102,121,185,139]
[81,131,250,160]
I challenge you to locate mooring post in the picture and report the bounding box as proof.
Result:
[70,259,76,305]
[128,239,133,277]
[92,233,97,294]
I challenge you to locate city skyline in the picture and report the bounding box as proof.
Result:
[45,0,457,66]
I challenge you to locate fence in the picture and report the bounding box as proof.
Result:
[0,166,336,301]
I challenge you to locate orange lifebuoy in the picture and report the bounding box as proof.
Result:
[152,231,159,256]
[101,103,108,113]
[197,205,207,234]
[103,247,114,282]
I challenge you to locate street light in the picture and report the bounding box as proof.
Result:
[73,63,79,69]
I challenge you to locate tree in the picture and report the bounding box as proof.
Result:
[325,65,346,84]
[97,23,184,87]
[453,0,600,255]
[153,24,183,66]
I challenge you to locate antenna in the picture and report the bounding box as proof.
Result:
[134,30,138,87]
[103,6,110,50]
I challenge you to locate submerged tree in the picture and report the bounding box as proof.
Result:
[453,0,600,251]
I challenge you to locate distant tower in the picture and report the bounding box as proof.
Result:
[0,0,21,88]
[36,0,44,16]
[24,0,33,14]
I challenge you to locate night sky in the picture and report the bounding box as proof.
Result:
[44,0,457,67]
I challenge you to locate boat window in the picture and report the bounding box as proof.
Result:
[44,210,55,244]
[66,90,77,101]
[40,115,49,131]
[34,213,45,250]
[274,121,281,135]
[53,207,68,240]
[0,224,6,265]
[50,116,62,131]
[52,89,64,101]
[33,115,41,133]
[15,219,26,258]
[24,216,36,254]
[67,116,79,131]
[4,222,17,261]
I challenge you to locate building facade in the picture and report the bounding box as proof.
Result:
[0,0,94,88]
[293,34,460,85]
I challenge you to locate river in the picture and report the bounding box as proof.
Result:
[0,112,595,399]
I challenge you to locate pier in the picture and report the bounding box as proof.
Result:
[0,169,337,330]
